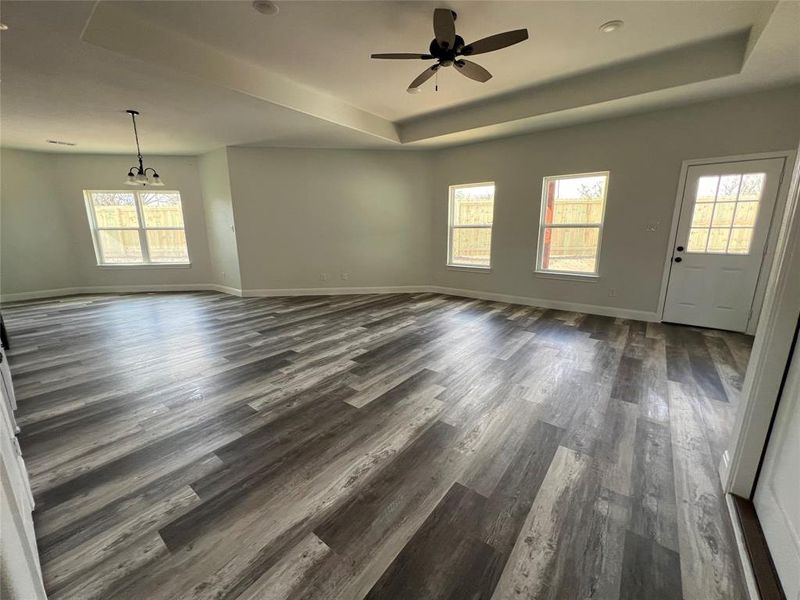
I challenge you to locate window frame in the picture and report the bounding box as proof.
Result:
[83,189,191,267]
[447,181,496,270]
[535,171,610,278]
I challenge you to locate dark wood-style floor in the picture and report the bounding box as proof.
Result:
[3,292,751,600]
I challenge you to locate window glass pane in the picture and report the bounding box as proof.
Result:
[684,171,766,256]
[452,185,494,226]
[695,176,719,202]
[728,228,753,254]
[98,230,143,263]
[711,202,735,227]
[707,228,730,253]
[739,173,765,201]
[146,230,190,263]
[545,175,606,225]
[140,192,185,227]
[733,202,759,227]
[717,175,741,202]
[690,203,713,228]
[687,228,709,252]
[541,226,599,273]
[90,192,138,227]
[451,227,491,267]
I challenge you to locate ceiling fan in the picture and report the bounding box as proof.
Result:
[371,8,529,93]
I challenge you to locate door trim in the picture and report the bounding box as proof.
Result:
[725,144,800,495]
[657,150,794,334]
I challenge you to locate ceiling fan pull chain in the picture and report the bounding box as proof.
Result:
[435,69,439,92]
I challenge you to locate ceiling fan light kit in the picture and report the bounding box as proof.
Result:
[123,110,164,187]
[371,8,529,92]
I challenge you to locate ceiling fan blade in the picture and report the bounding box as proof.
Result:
[461,29,529,56]
[455,59,492,83]
[370,53,434,60]
[408,64,439,91]
[433,8,456,49]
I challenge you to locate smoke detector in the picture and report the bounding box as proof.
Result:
[599,20,624,33]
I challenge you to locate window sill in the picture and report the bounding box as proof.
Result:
[97,263,192,269]
[446,265,492,273]
[534,270,599,282]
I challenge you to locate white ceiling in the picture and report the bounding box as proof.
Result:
[0,1,392,154]
[1,0,798,154]
[131,0,770,121]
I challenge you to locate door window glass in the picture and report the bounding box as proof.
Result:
[686,173,765,254]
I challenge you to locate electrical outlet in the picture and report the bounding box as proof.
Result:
[340,272,350,281]
[608,288,617,297]
[320,272,330,282]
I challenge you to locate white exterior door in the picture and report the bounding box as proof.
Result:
[753,327,800,598]
[663,158,786,332]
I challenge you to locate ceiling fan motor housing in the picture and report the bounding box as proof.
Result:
[429,34,465,63]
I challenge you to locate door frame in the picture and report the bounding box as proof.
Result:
[724,144,800,496]
[720,144,800,599]
[657,150,795,335]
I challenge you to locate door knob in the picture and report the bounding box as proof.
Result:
[674,257,682,263]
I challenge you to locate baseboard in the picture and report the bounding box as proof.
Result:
[719,450,731,488]
[208,284,244,297]
[0,283,242,303]
[244,284,658,321]
[428,286,660,322]
[241,285,429,297]
[0,287,88,303]
[2,283,659,322]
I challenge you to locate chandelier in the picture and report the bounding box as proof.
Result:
[124,110,164,187]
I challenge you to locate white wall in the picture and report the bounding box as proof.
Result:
[0,150,214,297]
[52,153,214,290]
[226,147,434,292]
[431,85,800,316]
[0,149,80,294]
[2,85,799,313]
[198,148,242,290]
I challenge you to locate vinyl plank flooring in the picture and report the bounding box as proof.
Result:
[619,529,683,600]
[365,483,503,600]
[669,381,748,600]
[1,291,752,600]
[237,533,332,600]
[494,442,635,599]
[629,419,679,552]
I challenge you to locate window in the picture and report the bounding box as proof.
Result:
[686,173,765,254]
[84,190,190,265]
[447,182,495,268]
[537,172,609,276]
